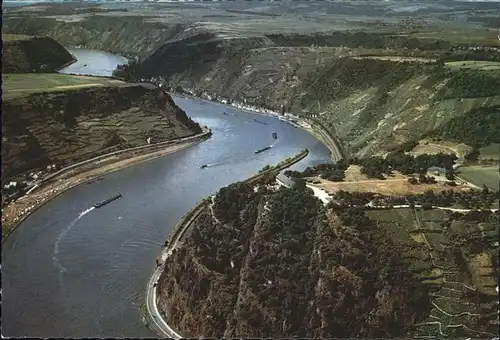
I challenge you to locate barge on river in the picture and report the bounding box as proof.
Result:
[94,193,122,208]
[254,146,272,154]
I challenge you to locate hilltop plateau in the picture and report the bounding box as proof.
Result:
[2,34,75,73]
[4,1,499,158]
[2,74,201,182]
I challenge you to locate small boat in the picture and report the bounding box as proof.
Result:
[94,193,122,208]
[272,132,277,139]
[222,112,228,115]
[200,164,208,169]
[83,64,87,67]
[254,146,272,154]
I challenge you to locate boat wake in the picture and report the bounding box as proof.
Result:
[201,161,227,169]
[52,206,95,277]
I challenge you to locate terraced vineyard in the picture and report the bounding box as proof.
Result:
[2,78,202,179]
[367,208,499,338]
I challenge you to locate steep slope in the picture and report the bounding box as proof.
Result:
[2,35,75,73]
[2,82,201,179]
[2,16,190,59]
[158,181,499,338]
[4,8,499,156]
[135,38,500,156]
[159,182,430,337]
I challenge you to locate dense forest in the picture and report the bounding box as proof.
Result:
[327,186,498,210]
[157,179,499,338]
[300,58,422,106]
[429,105,500,149]
[285,152,458,181]
[439,70,500,99]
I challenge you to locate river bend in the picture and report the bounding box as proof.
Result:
[1,49,332,338]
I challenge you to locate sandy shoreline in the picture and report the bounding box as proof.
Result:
[1,136,207,242]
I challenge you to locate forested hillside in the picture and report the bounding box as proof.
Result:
[158,180,499,338]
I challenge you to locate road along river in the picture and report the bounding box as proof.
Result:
[1,50,333,338]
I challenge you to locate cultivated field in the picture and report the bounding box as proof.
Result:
[479,143,499,160]
[353,56,436,63]
[410,139,472,160]
[2,34,32,42]
[446,60,500,71]
[457,165,499,191]
[2,73,124,101]
[367,207,499,338]
[312,165,470,196]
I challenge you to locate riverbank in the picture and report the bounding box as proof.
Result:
[156,148,309,266]
[1,128,211,242]
[169,90,345,161]
[146,149,309,338]
[54,55,77,71]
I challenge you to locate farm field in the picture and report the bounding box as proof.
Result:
[479,143,499,160]
[410,139,472,160]
[2,73,124,101]
[311,165,470,196]
[2,34,32,42]
[457,165,499,191]
[446,60,500,71]
[353,56,436,63]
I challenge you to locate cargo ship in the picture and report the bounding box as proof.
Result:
[94,193,122,208]
[254,146,272,154]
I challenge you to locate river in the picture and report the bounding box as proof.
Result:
[1,50,332,338]
[59,48,128,77]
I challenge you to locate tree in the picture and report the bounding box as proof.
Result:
[408,177,418,185]
[294,178,307,189]
[175,85,185,94]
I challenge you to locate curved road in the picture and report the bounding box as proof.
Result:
[2,49,337,338]
[146,264,182,339]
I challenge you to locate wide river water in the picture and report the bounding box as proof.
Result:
[2,49,332,338]
[59,48,128,76]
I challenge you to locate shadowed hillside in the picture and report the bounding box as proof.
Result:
[2,78,201,180]
[2,35,75,73]
[158,180,498,338]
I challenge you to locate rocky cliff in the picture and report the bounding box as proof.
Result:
[158,181,499,338]
[2,83,201,179]
[2,35,75,73]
